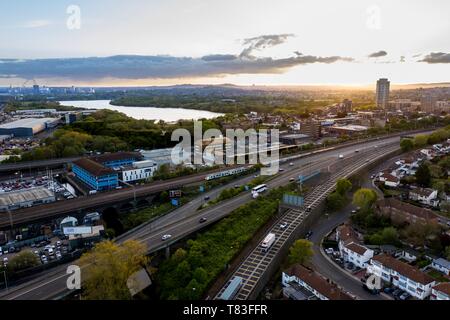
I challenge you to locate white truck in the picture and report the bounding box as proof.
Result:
[261,233,276,253]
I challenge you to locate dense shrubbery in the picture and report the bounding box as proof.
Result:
[156,185,292,300]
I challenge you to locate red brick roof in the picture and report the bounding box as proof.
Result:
[376,198,438,221]
[337,224,357,243]
[73,158,116,177]
[345,242,369,255]
[371,254,435,285]
[89,151,141,164]
[285,265,353,300]
[433,283,450,296]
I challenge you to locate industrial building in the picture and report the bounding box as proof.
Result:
[0,186,56,211]
[329,124,368,136]
[279,133,311,146]
[90,151,142,168]
[120,160,158,182]
[71,152,142,191]
[72,158,119,191]
[0,118,60,137]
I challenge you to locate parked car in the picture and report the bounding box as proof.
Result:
[383,287,394,294]
[362,283,379,295]
[399,292,411,300]
[305,230,313,239]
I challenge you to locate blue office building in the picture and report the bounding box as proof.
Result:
[90,152,141,168]
[72,158,118,191]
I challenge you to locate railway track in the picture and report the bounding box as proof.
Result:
[215,143,400,300]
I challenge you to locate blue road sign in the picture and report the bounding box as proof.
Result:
[171,198,179,206]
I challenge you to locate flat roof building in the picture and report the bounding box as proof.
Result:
[0,186,55,211]
[0,118,59,137]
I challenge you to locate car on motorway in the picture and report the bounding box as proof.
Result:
[204,196,210,201]
[161,234,172,241]
[289,177,295,182]
[351,209,357,214]
[199,217,207,223]
[279,222,288,229]
[338,154,344,159]
[279,168,284,172]
[289,162,294,166]
[355,149,360,153]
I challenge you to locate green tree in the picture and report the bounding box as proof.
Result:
[414,134,428,147]
[288,239,314,266]
[380,227,399,245]
[336,178,352,196]
[445,246,450,260]
[352,188,378,209]
[415,163,431,187]
[326,192,345,211]
[6,251,40,273]
[400,139,414,152]
[79,240,149,300]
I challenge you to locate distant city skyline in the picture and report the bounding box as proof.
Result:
[0,0,449,86]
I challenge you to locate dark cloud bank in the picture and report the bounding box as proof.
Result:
[0,54,354,81]
[0,33,355,81]
[419,52,450,64]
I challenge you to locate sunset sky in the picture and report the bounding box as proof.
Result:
[0,0,449,86]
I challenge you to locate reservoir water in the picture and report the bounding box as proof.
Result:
[58,100,224,122]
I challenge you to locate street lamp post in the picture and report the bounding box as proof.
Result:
[3,271,7,291]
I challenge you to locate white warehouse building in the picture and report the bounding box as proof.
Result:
[120,160,158,183]
[0,118,60,137]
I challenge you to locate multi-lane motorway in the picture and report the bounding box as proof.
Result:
[0,133,407,300]
[214,142,399,300]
